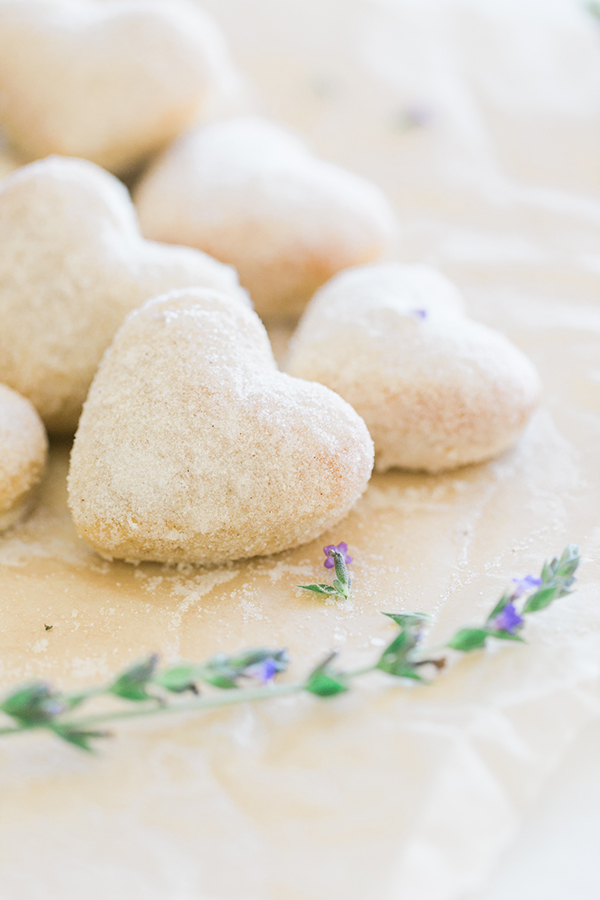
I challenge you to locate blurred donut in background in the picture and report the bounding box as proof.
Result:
[0,0,248,175]
[134,117,397,319]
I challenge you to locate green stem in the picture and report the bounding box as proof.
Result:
[65,684,110,707]
[346,664,376,679]
[0,725,22,737]
[414,641,448,660]
[61,681,305,731]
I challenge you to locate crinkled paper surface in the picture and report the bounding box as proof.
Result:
[1,1,600,898]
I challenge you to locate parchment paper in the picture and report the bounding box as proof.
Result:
[1,1,599,898]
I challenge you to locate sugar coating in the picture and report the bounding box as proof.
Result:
[285,263,542,473]
[0,383,48,532]
[68,288,374,565]
[134,116,397,319]
[0,156,248,434]
[0,0,239,174]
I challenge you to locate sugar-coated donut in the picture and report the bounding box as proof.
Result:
[285,263,541,473]
[0,0,242,174]
[68,288,374,564]
[0,383,47,532]
[0,156,249,434]
[134,117,396,319]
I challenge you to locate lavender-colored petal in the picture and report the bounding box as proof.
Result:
[246,658,278,685]
[323,542,353,568]
[511,574,542,598]
[323,545,335,568]
[493,602,524,634]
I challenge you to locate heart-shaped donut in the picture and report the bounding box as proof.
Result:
[134,117,396,319]
[285,263,541,473]
[0,383,47,533]
[0,156,248,433]
[0,0,239,174]
[68,288,374,565]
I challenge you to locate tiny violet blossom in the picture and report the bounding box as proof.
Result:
[491,602,524,634]
[411,309,427,320]
[511,574,542,598]
[323,543,352,569]
[245,658,279,685]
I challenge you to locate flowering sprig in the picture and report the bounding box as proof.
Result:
[0,545,580,752]
[298,542,352,600]
[446,545,580,652]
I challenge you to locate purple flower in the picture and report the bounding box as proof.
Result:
[245,658,279,685]
[511,574,542,598]
[492,602,524,634]
[323,542,352,569]
[411,309,427,320]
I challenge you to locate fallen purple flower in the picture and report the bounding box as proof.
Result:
[323,542,352,569]
[491,602,524,634]
[245,658,279,685]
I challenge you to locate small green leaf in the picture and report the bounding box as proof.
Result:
[525,546,580,613]
[0,682,66,726]
[64,692,92,711]
[304,653,348,697]
[376,628,422,678]
[155,664,203,694]
[492,630,526,643]
[51,725,112,752]
[486,593,511,623]
[299,584,338,595]
[386,665,424,681]
[522,584,563,613]
[200,654,239,689]
[332,579,349,598]
[555,544,580,579]
[110,654,159,701]
[380,612,431,629]
[447,628,491,652]
[202,674,238,689]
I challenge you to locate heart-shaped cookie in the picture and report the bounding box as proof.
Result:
[285,263,541,473]
[0,0,240,174]
[0,156,248,434]
[68,288,374,564]
[134,116,397,319]
[0,383,47,533]
[0,157,248,434]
